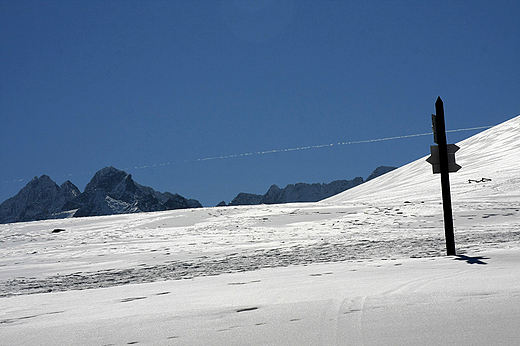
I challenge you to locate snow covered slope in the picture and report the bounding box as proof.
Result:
[324,114,520,204]
[1,115,519,345]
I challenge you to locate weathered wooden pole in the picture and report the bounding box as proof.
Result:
[431,97,456,256]
[427,98,461,255]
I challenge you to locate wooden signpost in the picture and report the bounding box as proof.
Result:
[427,97,460,256]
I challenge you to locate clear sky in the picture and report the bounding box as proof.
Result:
[1,0,519,207]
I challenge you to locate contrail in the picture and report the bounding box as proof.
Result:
[189,125,492,162]
[2,125,492,184]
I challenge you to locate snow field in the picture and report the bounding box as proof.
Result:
[1,115,520,345]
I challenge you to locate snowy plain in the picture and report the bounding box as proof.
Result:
[1,115,520,345]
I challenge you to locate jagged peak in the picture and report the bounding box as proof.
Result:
[267,184,281,191]
[22,175,59,191]
[366,166,397,182]
[29,174,54,184]
[85,166,129,193]
[96,166,127,176]
[60,180,76,188]
[60,180,81,197]
[112,173,138,196]
[0,166,202,224]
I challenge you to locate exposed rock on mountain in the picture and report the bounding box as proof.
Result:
[225,166,396,206]
[229,192,264,206]
[1,165,396,223]
[228,179,363,206]
[366,166,397,181]
[0,175,80,224]
[69,167,202,218]
[0,167,202,224]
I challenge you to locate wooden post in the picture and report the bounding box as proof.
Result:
[432,97,456,256]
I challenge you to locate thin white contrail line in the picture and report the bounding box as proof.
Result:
[2,125,492,184]
[189,125,492,162]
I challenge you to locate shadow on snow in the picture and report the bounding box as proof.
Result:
[453,255,489,265]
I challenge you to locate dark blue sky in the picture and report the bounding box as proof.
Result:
[1,0,519,206]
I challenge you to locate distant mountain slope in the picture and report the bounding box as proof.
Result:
[1,164,399,223]
[71,167,202,218]
[0,167,202,224]
[365,166,397,181]
[226,166,396,206]
[324,115,520,204]
[0,176,80,224]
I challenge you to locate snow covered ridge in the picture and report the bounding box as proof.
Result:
[324,114,520,204]
[0,166,202,224]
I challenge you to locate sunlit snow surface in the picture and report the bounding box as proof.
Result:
[1,116,520,345]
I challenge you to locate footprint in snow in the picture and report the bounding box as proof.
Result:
[228,280,261,285]
[120,297,147,303]
[236,307,259,313]
[155,291,171,295]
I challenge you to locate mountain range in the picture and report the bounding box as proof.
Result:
[221,166,396,206]
[0,165,396,224]
[0,166,202,224]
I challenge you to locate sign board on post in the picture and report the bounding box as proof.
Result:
[426,144,461,174]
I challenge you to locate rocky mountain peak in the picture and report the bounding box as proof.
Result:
[19,175,60,202]
[262,184,283,204]
[228,192,264,206]
[84,166,129,193]
[60,180,81,197]
[26,174,56,188]
[111,173,139,199]
[366,166,397,182]
[0,175,74,224]
[0,167,202,224]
